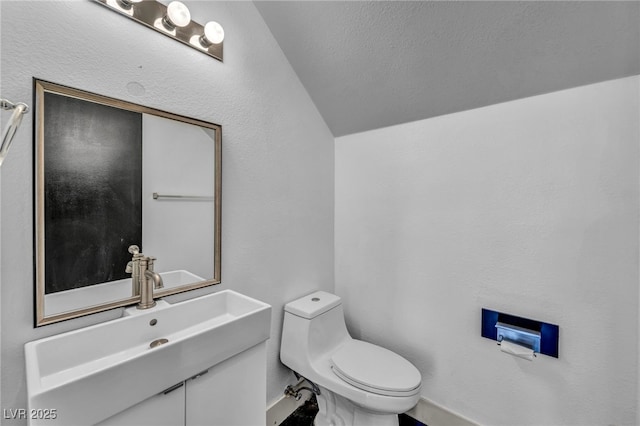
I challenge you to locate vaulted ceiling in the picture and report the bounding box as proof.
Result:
[254,1,640,137]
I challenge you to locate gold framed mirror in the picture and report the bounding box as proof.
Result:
[34,79,222,326]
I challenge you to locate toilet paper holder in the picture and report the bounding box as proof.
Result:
[481,308,559,359]
[495,322,540,354]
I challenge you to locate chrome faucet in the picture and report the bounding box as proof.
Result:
[125,245,164,309]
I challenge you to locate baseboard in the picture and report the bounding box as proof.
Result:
[266,389,313,426]
[267,390,478,426]
[406,397,479,426]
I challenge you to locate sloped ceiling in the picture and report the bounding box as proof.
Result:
[254,1,640,137]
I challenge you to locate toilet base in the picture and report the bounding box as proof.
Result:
[313,386,399,426]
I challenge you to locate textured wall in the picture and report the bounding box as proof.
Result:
[336,77,639,425]
[0,1,334,421]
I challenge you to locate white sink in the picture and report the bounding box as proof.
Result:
[44,269,205,316]
[157,269,204,290]
[25,290,271,425]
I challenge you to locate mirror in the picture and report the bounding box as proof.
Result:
[34,79,221,326]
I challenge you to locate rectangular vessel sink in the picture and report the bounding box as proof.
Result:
[158,269,204,290]
[25,290,271,425]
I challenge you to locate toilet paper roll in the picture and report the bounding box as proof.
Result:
[500,340,535,361]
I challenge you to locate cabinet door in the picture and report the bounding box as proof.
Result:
[186,342,266,426]
[96,383,185,426]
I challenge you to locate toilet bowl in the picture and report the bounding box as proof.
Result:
[280,291,421,426]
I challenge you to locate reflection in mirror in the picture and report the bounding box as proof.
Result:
[34,80,221,326]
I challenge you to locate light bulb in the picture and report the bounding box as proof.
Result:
[110,0,141,13]
[201,21,224,46]
[164,1,191,29]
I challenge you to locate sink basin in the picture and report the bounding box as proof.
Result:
[44,270,205,316]
[25,290,271,425]
[157,269,204,290]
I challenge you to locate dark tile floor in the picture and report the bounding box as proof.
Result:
[280,396,319,426]
[280,396,427,426]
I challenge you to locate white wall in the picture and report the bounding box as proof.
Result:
[336,76,639,425]
[0,1,334,422]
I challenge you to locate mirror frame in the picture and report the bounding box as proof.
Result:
[34,79,222,326]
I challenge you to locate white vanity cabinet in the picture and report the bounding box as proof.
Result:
[186,342,266,426]
[26,291,272,426]
[96,385,185,426]
[95,343,266,426]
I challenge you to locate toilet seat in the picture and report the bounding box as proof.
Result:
[330,340,421,397]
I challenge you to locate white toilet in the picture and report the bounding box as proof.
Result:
[281,291,421,426]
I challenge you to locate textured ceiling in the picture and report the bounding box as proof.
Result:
[254,1,640,137]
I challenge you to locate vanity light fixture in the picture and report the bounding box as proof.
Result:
[94,0,224,62]
[116,0,142,10]
[105,0,142,16]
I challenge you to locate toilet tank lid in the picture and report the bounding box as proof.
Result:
[284,291,342,319]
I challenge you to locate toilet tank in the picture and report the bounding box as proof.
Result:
[281,291,350,371]
[285,291,342,319]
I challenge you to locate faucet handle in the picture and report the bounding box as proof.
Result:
[128,245,140,255]
[125,261,133,274]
